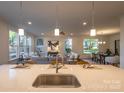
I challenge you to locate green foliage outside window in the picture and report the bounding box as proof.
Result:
[65,48,72,53]
[83,39,99,54]
[9,30,17,59]
[65,39,72,54]
[9,31,17,46]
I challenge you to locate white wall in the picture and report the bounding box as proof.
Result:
[35,35,110,57]
[108,33,120,53]
[0,18,9,64]
[0,18,36,64]
[39,36,68,56]
[79,35,110,53]
[120,16,124,68]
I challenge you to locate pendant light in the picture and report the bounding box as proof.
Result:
[18,1,24,36]
[90,1,96,36]
[54,4,59,36]
[18,28,24,36]
[54,28,59,36]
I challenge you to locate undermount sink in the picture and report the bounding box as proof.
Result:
[32,74,81,88]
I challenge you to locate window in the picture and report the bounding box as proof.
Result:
[26,36,32,56]
[19,35,26,55]
[9,30,18,60]
[37,38,43,46]
[9,30,33,60]
[65,38,72,53]
[19,35,32,57]
[36,38,44,52]
[83,39,99,54]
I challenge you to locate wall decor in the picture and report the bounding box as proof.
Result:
[48,40,59,52]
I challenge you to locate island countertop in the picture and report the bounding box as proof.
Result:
[0,64,124,92]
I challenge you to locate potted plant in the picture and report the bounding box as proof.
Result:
[65,48,71,54]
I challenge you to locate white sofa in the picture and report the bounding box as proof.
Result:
[105,55,119,64]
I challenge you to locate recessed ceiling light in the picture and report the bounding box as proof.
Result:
[28,21,32,25]
[70,33,73,36]
[83,22,87,26]
[41,33,44,35]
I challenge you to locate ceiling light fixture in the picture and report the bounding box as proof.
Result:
[98,41,106,44]
[90,1,96,36]
[41,33,44,35]
[98,32,106,45]
[54,28,59,36]
[18,1,24,36]
[70,33,73,36]
[18,28,24,36]
[82,17,87,26]
[54,4,59,36]
[28,21,32,25]
[83,22,87,26]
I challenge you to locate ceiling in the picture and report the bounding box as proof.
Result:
[0,1,123,36]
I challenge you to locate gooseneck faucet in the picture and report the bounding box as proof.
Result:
[56,61,59,73]
[56,55,59,73]
[55,54,64,73]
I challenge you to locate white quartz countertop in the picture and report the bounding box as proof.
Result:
[0,64,124,92]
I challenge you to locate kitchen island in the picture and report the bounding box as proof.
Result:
[0,64,124,92]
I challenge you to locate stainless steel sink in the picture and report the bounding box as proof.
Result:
[32,74,81,88]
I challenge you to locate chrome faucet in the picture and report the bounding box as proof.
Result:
[55,54,64,73]
[56,61,59,73]
[56,62,63,73]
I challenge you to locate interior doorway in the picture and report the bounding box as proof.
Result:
[115,40,120,55]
